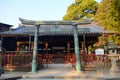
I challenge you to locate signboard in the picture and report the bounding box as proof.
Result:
[95,48,104,55]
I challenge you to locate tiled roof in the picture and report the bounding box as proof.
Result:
[0,23,114,36]
[0,22,12,27]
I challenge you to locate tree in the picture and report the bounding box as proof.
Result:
[112,0,120,13]
[107,35,120,45]
[63,0,99,21]
[95,0,120,31]
[112,0,120,31]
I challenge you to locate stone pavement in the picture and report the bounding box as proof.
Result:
[0,71,26,80]
[0,64,120,80]
[18,66,97,80]
[18,67,120,80]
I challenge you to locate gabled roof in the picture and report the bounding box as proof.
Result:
[0,22,12,27]
[0,22,13,32]
[1,23,114,36]
[0,19,116,36]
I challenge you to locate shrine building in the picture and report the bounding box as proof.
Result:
[0,18,114,54]
[0,18,117,72]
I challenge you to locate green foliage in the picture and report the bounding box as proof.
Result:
[93,36,107,49]
[113,0,120,13]
[95,0,120,31]
[93,35,120,51]
[88,45,92,51]
[107,35,114,42]
[63,0,99,21]
[114,36,120,45]
[107,35,120,45]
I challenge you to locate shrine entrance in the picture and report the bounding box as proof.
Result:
[12,35,98,64]
[38,38,76,65]
[1,19,111,72]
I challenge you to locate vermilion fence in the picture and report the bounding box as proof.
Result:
[3,51,43,71]
[81,54,112,67]
[3,54,33,71]
[2,53,77,71]
[2,52,116,71]
[64,54,76,64]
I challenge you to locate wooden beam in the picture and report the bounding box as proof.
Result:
[67,42,70,54]
[45,42,48,54]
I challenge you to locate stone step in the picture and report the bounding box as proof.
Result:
[17,79,97,80]
[44,63,73,68]
[83,67,97,71]
[18,76,97,80]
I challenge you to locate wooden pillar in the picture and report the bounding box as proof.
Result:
[45,42,48,54]
[81,42,84,54]
[29,35,31,51]
[31,42,34,51]
[17,42,20,51]
[83,34,86,54]
[67,42,70,54]
[0,37,3,51]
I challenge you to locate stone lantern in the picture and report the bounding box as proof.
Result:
[107,40,119,72]
[107,40,118,54]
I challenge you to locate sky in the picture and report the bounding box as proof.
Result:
[0,0,102,28]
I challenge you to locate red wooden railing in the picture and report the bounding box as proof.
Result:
[81,54,97,63]
[3,53,43,71]
[2,52,118,71]
[64,54,76,64]
[3,54,32,70]
[2,53,76,70]
[81,54,112,67]
[43,54,53,64]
